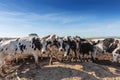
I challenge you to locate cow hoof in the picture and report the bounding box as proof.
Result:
[49,62,53,65]
[35,64,41,69]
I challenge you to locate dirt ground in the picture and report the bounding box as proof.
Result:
[0,53,120,80]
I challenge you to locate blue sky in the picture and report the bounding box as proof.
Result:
[0,0,120,38]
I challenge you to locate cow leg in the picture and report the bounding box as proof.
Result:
[83,54,86,62]
[68,49,71,62]
[61,54,64,62]
[91,50,97,62]
[76,50,80,61]
[79,53,83,62]
[74,50,78,62]
[86,54,89,62]
[49,53,53,65]
[40,53,43,60]
[1,61,7,74]
[70,50,74,62]
[33,53,40,68]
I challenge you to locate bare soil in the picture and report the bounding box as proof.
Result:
[0,53,120,80]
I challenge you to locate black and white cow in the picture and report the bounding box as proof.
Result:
[111,41,120,62]
[91,38,119,62]
[79,41,94,62]
[112,49,120,62]
[53,36,92,62]
[38,34,60,64]
[56,36,87,61]
[47,36,71,62]
[0,36,50,73]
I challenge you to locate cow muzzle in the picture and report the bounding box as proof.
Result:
[59,48,64,51]
[42,51,46,54]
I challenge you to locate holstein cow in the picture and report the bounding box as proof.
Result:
[0,36,48,74]
[79,41,94,62]
[52,36,71,62]
[65,36,94,62]
[39,34,60,64]
[0,38,21,74]
[111,42,120,62]
[57,36,86,62]
[91,38,119,62]
[112,48,120,62]
[55,36,93,62]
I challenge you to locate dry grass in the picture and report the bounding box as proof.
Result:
[0,53,120,80]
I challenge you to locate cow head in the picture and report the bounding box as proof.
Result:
[112,48,120,62]
[73,36,81,50]
[93,40,106,54]
[58,37,64,51]
[57,37,70,57]
[40,34,59,54]
[40,39,48,54]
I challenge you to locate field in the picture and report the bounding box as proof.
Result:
[0,53,120,80]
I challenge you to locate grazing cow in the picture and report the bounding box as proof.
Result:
[57,37,70,57]
[49,36,71,62]
[42,36,78,64]
[79,41,94,62]
[91,38,119,62]
[112,49,120,62]
[112,42,120,62]
[39,34,60,64]
[55,36,92,62]
[0,36,50,74]
[57,36,85,61]
[0,38,20,73]
[63,36,77,58]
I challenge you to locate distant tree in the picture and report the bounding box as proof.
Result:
[29,33,38,37]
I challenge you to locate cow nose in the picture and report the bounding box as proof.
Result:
[59,48,63,51]
[42,51,46,54]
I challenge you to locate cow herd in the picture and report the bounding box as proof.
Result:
[0,35,120,74]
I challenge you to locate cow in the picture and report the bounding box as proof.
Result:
[44,36,71,63]
[91,38,119,62]
[58,37,70,57]
[79,41,94,62]
[0,38,19,74]
[112,43,120,62]
[38,34,60,65]
[56,36,87,62]
[0,36,50,74]
[53,36,93,62]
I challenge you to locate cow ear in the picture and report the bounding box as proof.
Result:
[42,35,51,39]
[16,38,20,41]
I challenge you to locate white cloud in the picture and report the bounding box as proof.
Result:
[0,11,120,37]
[0,11,92,25]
